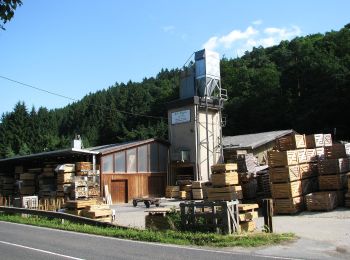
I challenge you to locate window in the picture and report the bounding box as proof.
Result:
[159,144,168,172]
[127,148,137,173]
[137,145,148,172]
[102,154,113,172]
[150,143,159,172]
[114,151,125,173]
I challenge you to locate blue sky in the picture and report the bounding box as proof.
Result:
[0,0,349,115]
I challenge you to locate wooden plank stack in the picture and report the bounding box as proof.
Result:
[56,164,75,198]
[317,143,349,206]
[20,168,40,195]
[269,134,320,214]
[0,174,14,196]
[191,181,205,200]
[38,164,56,198]
[207,164,241,201]
[238,203,258,232]
[81,204,113,222]
[178,180,192,200]
[75,162,92,176]
[165,186,179,198]
[305,191,337,211]
[65,198,98,216]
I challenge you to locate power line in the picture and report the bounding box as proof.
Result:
[0,75,167,120]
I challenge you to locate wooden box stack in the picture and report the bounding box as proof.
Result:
[75,162,92,176]
[38,164,56,198]
[178,180,192,200]
[81,204,112,222]
[0,174,14,196]
[238,203,259,232]
[317,143,349,206]
[192,181,205,200]
[56,164,75,198]
[346,173,350,207]
[269,134,320,214]
[20,168,40,195]
[165,186,179,198]
[207,164,241,201]
[305,191,337,211]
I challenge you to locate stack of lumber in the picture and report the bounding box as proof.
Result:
[81,204,113,222]
[145,208,174,230]
[269,134,319,214]
[317,143,349,206]
[165,186,179,198]
[75,162,92,176]
[305,191,337,211]
[56,164,75,198]
[191,181,205,200]
[207,164,241,201]
[346,173,350,207]
[0,174,14,196]
[20,169,39,195]
[238,204,259,232]
[256,169,271,198]
[178,180,192,200]
[65,198,98,216]
[38,164,56,198]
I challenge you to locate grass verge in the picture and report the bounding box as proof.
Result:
[0,213,295,247]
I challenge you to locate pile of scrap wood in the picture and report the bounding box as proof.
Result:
[207,164,242,201]
[238,204,259,232]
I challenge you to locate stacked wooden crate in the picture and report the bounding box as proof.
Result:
[178,180,192,200]
[345,173,350,207]
[192,181,205,200]
[20,168,40,195]
[165,186,179,198]
[207,164,241,201]
[318,143,349,206]
[65,198,98,216]
[38,164,56,198]
[81,204,113,222]
[56,164,75,198]
[269,134,319,214]
[238,204,259,232]
[0,174,14,196]
[305,191,337,211]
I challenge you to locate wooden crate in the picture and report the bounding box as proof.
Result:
[271,181,302,199]
[318,158,349,175]
[274,196,304,214]
[325,144,347,159]
[318,174,347,190]
[192,188,203,200]
[192,181,205,189]
[211,172,239,186]
[297,149,308,164]
[323,134,333,147]
[270,165,300,183]
[301,178,318,195]
[211,163,237,173]
[299,163,318,179]
[306,134,324,148]
[276,134,306,151]
[306,149,317,162]
[268,150,298,167]
[305,191,337,211]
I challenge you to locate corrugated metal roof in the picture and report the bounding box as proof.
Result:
[223,129,295,150]
[86,138,169,155]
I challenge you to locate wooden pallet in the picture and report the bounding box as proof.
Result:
[325,144,347,159]
[305,191,337,211]
[318,158,349,175]
[306,134,325,148]
[299,163,318,179]
[211,172,239,186]
[318,174,347,190]
[211,163,237,173]
[276,134,306,151]
[65,199,98,210]
[271,181,302,199]
[238,203,259,211]
[268,150,298,167]
[273,196,304,214]
[270,165,300,183]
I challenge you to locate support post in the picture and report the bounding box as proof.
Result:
[262,199,274,233]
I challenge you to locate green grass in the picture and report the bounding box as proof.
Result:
[0,213,295,247]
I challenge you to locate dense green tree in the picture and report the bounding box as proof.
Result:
[0,0,22,30]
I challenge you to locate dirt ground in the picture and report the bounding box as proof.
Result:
[111,199,350,259]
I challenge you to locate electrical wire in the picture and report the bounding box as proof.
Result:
[0,75,167,120]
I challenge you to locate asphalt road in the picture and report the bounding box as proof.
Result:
[0,221,293,260]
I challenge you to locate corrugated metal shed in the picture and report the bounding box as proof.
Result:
[223,130,295,150]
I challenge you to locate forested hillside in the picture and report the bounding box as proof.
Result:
[1,24,349,158]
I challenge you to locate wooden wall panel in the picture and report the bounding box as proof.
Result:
[102,173,166,203]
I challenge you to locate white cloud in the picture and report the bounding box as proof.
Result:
[202,23,302,57]
[162,25,175,33]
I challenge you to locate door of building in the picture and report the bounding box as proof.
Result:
[111,180,128,203]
